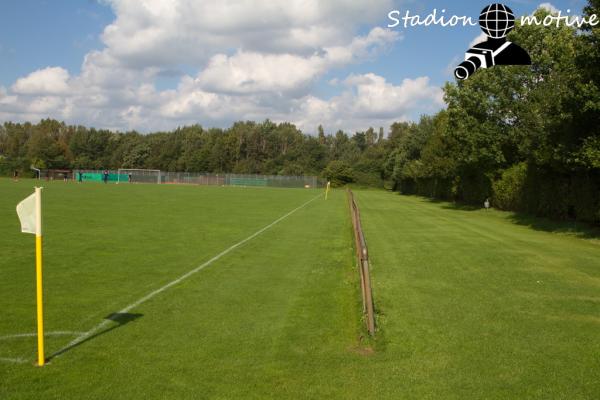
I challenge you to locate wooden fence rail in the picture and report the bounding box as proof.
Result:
[347,189,376,336]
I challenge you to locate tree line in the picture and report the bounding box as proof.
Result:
[385,3,599,223]
[0,118,391,185]
[1,2,599,223]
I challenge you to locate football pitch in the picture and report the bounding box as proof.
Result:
[1,179,599,399]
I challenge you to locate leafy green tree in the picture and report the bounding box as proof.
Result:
[317,125,325,144]
[323,160,354,186]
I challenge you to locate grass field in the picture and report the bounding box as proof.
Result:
[355,191,600,399]
[1,179,599,399]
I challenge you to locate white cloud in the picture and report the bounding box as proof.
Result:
[291,73,444,133]
[196,27,399,95]
[197,52,327,95]
[344,74,443,117]
[27,96,66,114]
[100,0,394,68]
[11,67,70,95]
[538,3,560,14]
[444,56,462,78]
[0,0,443,134]
[469,32,488,48]
[0,86,18,110]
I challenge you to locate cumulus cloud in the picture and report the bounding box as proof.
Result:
[0,0,444,134]
[100,0,394,68]
[291,73,444,133]
[11,67,71,95]
[196,27,399,95]
[344,74,443,117]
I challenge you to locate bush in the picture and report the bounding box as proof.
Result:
[323,160,354,187]
[352,171,383,187]
[569,173,600,224]
[414,178,454,199]
[457,172,492,205]
[522,167,571,219]
[494,164,600,224]
[0,156,29,177]
[492,163,527,210]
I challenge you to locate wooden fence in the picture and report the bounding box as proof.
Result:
[347,189,376,336]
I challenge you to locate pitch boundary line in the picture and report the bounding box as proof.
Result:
[0,331,85,341]
[50,192,323,360]
[0,357,27,364]
[0,331,84,364]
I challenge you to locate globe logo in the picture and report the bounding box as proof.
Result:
[479,3,515,39]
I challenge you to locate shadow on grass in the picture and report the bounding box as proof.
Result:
[416,194,600,239]
[422,197,481,211]
[441,203,480,211]
[508,213,600,240]
[48,312,143,361]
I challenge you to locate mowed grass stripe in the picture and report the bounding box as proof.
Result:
[51,192,323,360]
[5,181,598,399]
[1,185,363,400]
[78,188,357,399]
[354,191,600,399]
[0,180,320,362]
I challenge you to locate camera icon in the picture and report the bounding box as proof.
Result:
[455,42,510,80]
[454,3,529,80]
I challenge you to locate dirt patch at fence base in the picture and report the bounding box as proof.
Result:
[348,344,375,357]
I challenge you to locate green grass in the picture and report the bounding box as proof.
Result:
[355,191,600,399]
[1,180,599,399]
[0,179,362,399]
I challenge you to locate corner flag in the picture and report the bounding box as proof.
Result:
[16,187,45,367]
[16,192,37,234]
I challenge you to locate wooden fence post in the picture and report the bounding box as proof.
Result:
[347,189,376,336]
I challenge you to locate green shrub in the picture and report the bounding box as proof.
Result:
[323,160,354,187]
[492,163,527,210]
[493,164,589,220]
[415,178,454,199]
[0,156,29,177]
[457,172,492,204]
[569,173,600,224]
[522,167,570,219]
[352,171,383,187]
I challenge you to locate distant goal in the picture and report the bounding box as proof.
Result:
[117,169,161,184]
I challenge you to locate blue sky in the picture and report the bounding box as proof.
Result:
[0,0,589,134]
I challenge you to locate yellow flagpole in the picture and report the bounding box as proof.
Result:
[35,187,45,367]
[325,181,331,200]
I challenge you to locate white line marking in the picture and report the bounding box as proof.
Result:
[52,193,322,359]
[0,331,84,341]
[0,357,27,364]
[0,331,85,364]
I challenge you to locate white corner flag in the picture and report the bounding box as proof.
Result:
[16,192,37,234]
[16,187,45,367]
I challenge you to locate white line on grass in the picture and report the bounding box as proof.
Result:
[0,331,85,341]
[0,357,27,364]
[0,331,86,364]
[51,193,323,359]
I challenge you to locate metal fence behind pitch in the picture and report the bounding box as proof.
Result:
[348,189,376,336]
[73,170,319,189]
